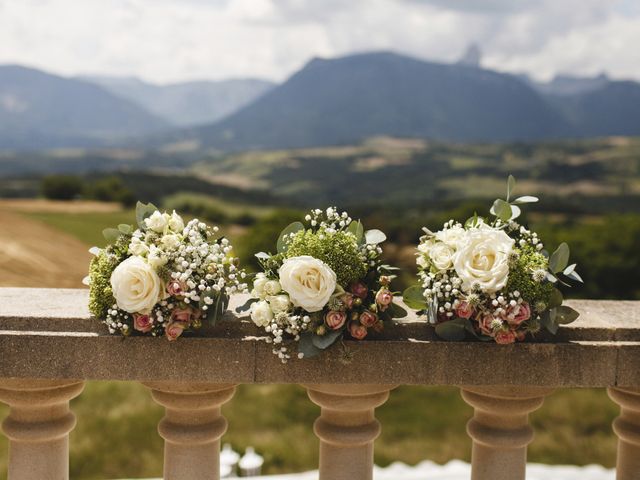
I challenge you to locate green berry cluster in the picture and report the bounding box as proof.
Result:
[506,245,554,305]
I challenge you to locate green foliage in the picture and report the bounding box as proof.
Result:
[88,252,117,319]
[285,229,367,286]
[41,175,84,200]
[506,246,555,305]
[86,176,135,206]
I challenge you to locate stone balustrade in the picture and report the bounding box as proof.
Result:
[0,288,638,480]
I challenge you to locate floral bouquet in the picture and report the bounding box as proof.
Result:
[403,176,582,343]
[87,202,247,340]
[238,207,407,362]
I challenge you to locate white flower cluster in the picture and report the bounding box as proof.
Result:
[305,207,352,230]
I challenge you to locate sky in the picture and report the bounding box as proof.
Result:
[0,0,639,84]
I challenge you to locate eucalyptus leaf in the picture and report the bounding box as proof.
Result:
[556,305,580,324]
[566,270,584,283]
[117,224,132,234]
[512,195,539,205]
[507,175,516,201]
[563,263,577,275]
[546,272,558,283]
[510,204,522,220]
[277,222,304,253]
[540,310,559,334]
[364,229,387,245]
[402,285,427,310]
[491,199,512,221]
[102,228,121,243]
[549,288,564,308]
[299,332,323,358]
[549,243,570,273]
[435,319,467,341]
[254,252,271,260]
[387,301,408,318]
[235,297,258,314]
[311,329,343,349]
[205,293,229,327]
[464,213,483,228]
[135,201,158,230]
[347,220,364,244]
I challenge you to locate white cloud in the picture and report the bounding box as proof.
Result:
[0,0,638,83]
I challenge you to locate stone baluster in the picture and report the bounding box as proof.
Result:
[0,379,84,480]
[144,382,236,480]
[460,386,553,480]
[608,387,640,480]
[305,384,396,480]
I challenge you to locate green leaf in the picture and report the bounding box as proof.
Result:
[204,293,229,327]
[299,332,323,358]
[546,272,558,283]
[435,319,467,341]
[347,220,364,244]
[235,297,258,314]
[364,229,386,245]
[254,252,271,260]
[510,204,522,220]
[102,228,122,243]
[387,301,408,318]
[512,195,539,204]
[464,213,483,228]
[563,263,577,275]
[277,222,304,253]
[402,285,427,310]
[491,199,513,222]
[311,329,343,349]
[135,201,159,230]
[541,310,559,334]
[556,305,580,324]
[507,175,516,202]
[549,288,564,308]
[549,242,570,273]
[566,270,584,283]
[117,224,132,234]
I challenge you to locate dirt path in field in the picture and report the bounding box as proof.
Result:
[0,210,91,288]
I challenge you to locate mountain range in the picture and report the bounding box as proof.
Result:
[1,52,640,151]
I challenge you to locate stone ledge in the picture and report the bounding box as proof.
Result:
[0,288,638,387]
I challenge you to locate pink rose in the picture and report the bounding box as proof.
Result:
[341,293,355,309]
[508,302,531,326]
[456,301,474,319]
[350,282,368,299]
[495,330,517,345]
[171,307,193,324]
[133,313,153,333]
[325,310,347,330]
[375,289,393,312]
[359,310,378,327]
[167,280,187,296]
[349,321,368,340]
[478,314,495,336]
[165,321,186,341]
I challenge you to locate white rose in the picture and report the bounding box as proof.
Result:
[268,294,291,314]
[250,300,274,327]
[429,242,456,271]
[147,246,168,269]
[144,211,168,233]
[110,256,164,314]
[278,256,337,312]
[264,280,282,296]
[168,211,184,232]
[161,234,181,251]
[435,226,466,250]
[252,273,268,299]
[453,227,515,294]
[128,237,149,256]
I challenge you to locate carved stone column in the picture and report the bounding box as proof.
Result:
[0,379,84,480]
[461,386,553,480]
[144,382,236,480]
[608,387,640,480]
[305,384,396,480]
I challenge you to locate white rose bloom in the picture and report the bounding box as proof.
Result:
[161,234,181,251]
[168,211,184,232]
[144,211,168,233]
[429,242,456,271]
[435,226,466,250]
[278,256,337,312]
[416,254,430,269]
[252,273,269,299]
[128,237,149,256]
[453,227,515,294]
[147,246,168,268]
[264,279,282,296]
[268,294,291,314]
[250,300,274,327]
[110,256,164,313]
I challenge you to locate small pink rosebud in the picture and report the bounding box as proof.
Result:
[165,321,186,341]
[325,310,347,330]
[359,310,378,328]
[167,280,187,297]
[495,329,517,345]
[341,293,355,309]
[349,321,368,340]
[349,282,369,299]
[478,314,495,336]
[171,307,193,324]
[507,302,531,326]
[133,313,153,333]
[375,288,393,312]
[456,301,474,319]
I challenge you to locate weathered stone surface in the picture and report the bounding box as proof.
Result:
[0,289,638,387]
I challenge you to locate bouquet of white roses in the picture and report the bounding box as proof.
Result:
[403,176,582,343]
[238,207,407,362]
[87,202,247,340]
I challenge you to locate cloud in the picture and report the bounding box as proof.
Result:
[0,0,637,83]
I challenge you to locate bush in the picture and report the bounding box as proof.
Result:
[86,176,136,207]
[41,175,84,200]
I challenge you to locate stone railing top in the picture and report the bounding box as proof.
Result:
[0,288,639,387]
